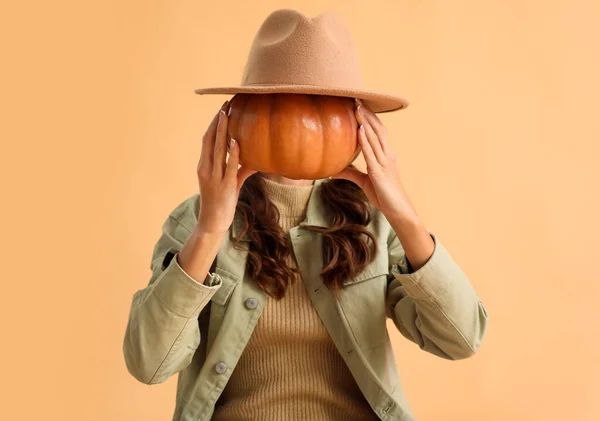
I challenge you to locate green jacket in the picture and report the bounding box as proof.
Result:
[123,177,488,421]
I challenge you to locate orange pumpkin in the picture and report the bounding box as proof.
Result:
[227,93,360,180]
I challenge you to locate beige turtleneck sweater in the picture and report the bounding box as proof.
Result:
[211,176,378,421]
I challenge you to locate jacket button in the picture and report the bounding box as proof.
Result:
[215,361,227,374]
[245,297,258,309]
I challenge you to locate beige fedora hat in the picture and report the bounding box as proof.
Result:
[194,8,409,113]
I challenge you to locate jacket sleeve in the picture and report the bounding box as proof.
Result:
[122,196,223,384]
[385,230,488,360]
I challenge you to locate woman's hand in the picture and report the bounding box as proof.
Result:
[331,98,418,223]
[196,100,257,234]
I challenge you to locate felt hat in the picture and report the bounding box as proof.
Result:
[194,8,409,113]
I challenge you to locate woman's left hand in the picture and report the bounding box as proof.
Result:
[331,98,418,223]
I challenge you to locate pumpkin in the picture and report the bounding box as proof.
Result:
[226,93,360,179]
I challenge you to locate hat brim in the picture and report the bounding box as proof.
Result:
[194,84,409,113]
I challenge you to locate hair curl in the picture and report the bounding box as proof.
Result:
[232,164,380,300]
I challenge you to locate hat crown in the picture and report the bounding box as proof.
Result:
[241,9,364,89]
[194,8,409,113]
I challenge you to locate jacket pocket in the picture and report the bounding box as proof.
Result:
[342,240,389,286]
[210,266,240,306]
[338,243,390,351]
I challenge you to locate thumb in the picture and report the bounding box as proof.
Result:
[237,166,257,192]
[331,167,366,185]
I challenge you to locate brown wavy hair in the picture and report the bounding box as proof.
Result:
[232,164,380,300]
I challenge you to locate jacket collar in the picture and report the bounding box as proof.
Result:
[231,177,333,241]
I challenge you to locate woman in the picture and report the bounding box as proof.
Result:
[123,9,488,421]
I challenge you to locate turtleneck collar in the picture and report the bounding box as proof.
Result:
[261,176,315,219]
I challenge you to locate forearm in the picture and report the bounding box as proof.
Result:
[177,225,226,285]
[388,214,434,272]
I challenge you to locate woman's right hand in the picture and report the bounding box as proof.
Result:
[196,100,257,235]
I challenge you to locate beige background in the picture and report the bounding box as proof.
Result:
[1,1,598,420]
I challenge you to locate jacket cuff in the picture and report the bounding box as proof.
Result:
[390,232,459,300]
[152,251,222,317]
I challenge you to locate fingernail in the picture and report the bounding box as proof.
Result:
[220,109,226,117]
[221,100,229,109]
